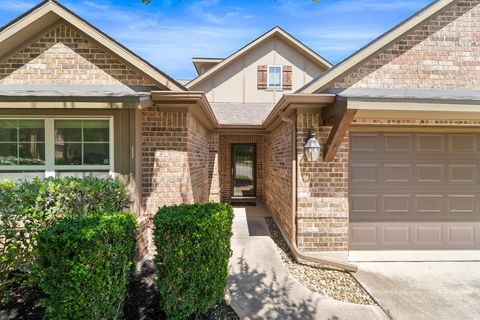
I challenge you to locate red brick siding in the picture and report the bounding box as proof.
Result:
[334,1,480,89]
[264,121,293,240]
[0,22,155,86]
[296,113,349,253]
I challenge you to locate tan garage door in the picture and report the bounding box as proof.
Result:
[349,131,480,250]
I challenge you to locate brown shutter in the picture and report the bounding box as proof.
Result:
[257,65,267,90]
[283,65,292,90]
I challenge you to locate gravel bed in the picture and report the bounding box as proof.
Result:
[265,217,376,305]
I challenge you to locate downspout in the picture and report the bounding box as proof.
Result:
[279,111,358,273]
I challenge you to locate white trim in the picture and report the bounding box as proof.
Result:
[267,65,283,90]
[0,116,114,177]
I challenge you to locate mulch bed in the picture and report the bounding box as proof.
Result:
[0,262,238,320]
[265,217,376,305]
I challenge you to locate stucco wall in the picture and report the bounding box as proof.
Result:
[191,36,325,104]
[264,121,293,240]
[333,0,480,90]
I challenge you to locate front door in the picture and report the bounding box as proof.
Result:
[232,144,256,198]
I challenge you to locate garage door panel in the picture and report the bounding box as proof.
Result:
[350,132,480,251]
[448,195,475,214]
[384,134,412,152]
[448,164,477,184]
[351,164,378,183]
[350,222,480,250]
[351,194,378,214]
[416,134,445,153]
[415,194,443,214]
[416,164,445,184]
[384,164,412,183]
[448,134,477,153]
[351,133,378,152]
[383,195,410,214]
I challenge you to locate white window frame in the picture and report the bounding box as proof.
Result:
[0,116,114,178]
[267,65,283,89]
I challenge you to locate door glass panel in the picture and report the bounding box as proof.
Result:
[233,145,255,197]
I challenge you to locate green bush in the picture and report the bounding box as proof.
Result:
[0,177,129,302]
[154,203,233,319]
[34,212,137,320]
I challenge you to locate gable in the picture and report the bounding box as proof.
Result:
[0,0,185,92]
[190,35,327,104]
[187,27,331,90]
[0,22,155,88]
[329,0,480,91]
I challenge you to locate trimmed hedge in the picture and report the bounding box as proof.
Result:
[0,177,129,302]
[34,213,137,320]
[154,203,234,320]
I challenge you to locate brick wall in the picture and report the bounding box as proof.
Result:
[140,106,217,258]
[296,112,349,253]
[187,114,211,204]
[219,135,265,202]
[334,1,480,89]
[0,22,155,86]
[208,132,221,202]
[264,121,293,240]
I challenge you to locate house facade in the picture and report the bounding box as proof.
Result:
[1,0,480,262]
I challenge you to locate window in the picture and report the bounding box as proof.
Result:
[267,65,282,89]
[55,120,110,166]
[0,119,45,166]
[0,118,112,178]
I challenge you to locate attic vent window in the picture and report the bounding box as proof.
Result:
[267,65,282,89]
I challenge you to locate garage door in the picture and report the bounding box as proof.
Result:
[349,132,480,250]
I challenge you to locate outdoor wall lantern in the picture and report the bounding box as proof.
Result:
[304,128,321,162]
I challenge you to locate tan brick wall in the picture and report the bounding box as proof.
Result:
[264,121,293,240]
[0,22,155,86]
[140,106,217,257]
[208,132,221,202]
[219,135,265,202]
[334,0,480,89]
[296,113,349,253]
[187,113,212,204]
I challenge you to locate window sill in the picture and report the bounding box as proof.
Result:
[265,88,285,92]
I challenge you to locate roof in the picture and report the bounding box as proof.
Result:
[191,57,224,76]
[0,84,150,102]
[299,0,456,94]
[210,102,275,126]
[0,0,186,92]
[332,88,480,101]
[186,26,333,89]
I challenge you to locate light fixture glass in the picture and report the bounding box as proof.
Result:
[305,130,321,162]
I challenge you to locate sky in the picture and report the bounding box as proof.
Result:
[0,0,432,80]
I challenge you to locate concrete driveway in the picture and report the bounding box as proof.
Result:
[354,262,480,320]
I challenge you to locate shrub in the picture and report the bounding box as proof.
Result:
[33,212,137,320]
[0,177,129,302]
[154,203,234,319]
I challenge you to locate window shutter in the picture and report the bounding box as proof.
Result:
[257,65,267,89]
[283,65,292,90]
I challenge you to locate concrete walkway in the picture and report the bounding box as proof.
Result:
[227,204,388,320]
[354,262,480,320]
